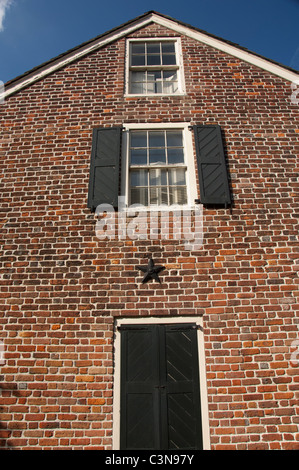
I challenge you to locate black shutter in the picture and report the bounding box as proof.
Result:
[193,125,231,206]
[120,325,160,450]
[120,324,203,450]
[87,127,121,211]
[163,324,203,450]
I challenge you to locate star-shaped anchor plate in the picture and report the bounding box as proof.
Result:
[137,258,165,284]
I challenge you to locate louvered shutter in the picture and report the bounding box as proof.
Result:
[87,127,121,211]
[119,324,203,450]
[193,125,231,206]
[163,324,203,450]
[120,325,160,450]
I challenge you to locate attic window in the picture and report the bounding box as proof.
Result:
[126,38,185,96]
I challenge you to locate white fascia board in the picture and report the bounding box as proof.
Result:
[152,14,299,83]
[3,13,298,99]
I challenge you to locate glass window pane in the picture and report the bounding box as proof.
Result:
[172,81,179,93]
[147,43,160,54]
[149,131,165,148]
[162,43,175,53]
[131,149,147,165]
[131,43,145,54]
[168,168,186,185]
[149,149,166,164]
[169,186,187,205]
[131,187,148,206]
[162,54,176,65]
[147,71,161,81]
[131,132,147,148]
[150,187,168,205]
[146,82,155,94]
[131,55,146,66]
[149,169,167,186]
[163,80,178,94]
[167,148,184,164]
[166,131,183,147]
[130,82,146,94]
[156,82,163,94]
[130,169,148,187]
[147,54,161,66]
[164,70,177,81]
[131,71,146,82]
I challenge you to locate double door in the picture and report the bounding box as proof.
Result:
[120,323,203,450]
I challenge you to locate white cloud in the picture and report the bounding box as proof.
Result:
[0,0,13,31]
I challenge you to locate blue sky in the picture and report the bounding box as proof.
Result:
[0,0,298,84]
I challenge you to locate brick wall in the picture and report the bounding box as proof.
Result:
[0,22,298,449]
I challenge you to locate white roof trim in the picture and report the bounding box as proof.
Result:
[3,12,298,98]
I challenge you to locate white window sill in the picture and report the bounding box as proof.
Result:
[119,204,201,215]
[124,92,187,98]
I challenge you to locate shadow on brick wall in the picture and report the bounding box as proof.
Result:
[0,381,19,449]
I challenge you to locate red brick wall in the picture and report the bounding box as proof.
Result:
[0,22,298,449]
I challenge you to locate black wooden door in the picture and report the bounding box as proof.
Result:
[120,324,203,450]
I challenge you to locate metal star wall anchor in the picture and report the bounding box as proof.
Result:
[137,258,166,284]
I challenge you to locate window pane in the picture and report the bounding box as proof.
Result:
[131,55,146,66]
[131,43,145,54]
[147,54,161,66]
[164,70,177,81]
[149,131,165,148]
[130,82,146,94]
[130,169,148,187]
[131,187,148,206]
[162,43,175,53]
[156,82,163,94]
[163,80,178,94]
[150,187,168,205]
[149,148,166,165]
[166,131,183,147]
[147,71,161,81]
[168,168,186,185]
[168,148,184,164]
[131,71,146,82]
[131,149,147,165]
[146,82,156,94]
[163,71,178,93]
[131,132,147,148]
[147,43,160,54]
[169,186,187,205]
[149,169,167,186]
[162,54,176,65]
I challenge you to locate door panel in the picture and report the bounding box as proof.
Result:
[120,324,203,450]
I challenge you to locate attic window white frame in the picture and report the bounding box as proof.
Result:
[125,37,186,96]
[121,122,198,210]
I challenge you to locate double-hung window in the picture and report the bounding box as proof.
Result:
[126,38,185,96]
[122,123,198,209]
